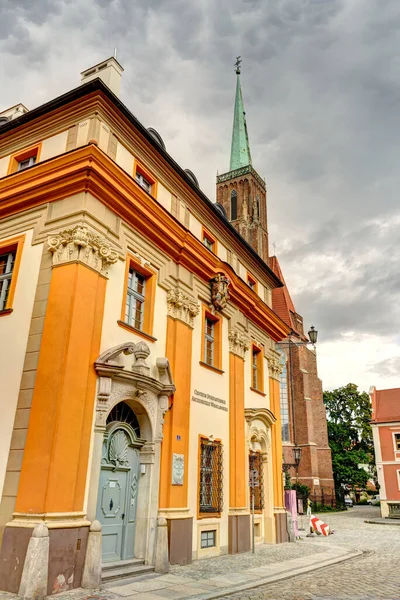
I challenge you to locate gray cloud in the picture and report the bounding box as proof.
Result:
[1,0,400,387]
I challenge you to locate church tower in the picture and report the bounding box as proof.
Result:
[217,58,269,262]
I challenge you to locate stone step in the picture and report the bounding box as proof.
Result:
[101,559,155,583]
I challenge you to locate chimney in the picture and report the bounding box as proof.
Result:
[0,103,29,126]
[80,57,124,97]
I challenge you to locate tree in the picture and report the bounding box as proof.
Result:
[323,383,375,495]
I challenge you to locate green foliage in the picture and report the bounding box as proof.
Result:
[313,504,344,513]
[291,482,310,499]
[323,383,376,492]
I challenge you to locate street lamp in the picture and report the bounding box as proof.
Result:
[293,446,302,467]
[308,326,318,346]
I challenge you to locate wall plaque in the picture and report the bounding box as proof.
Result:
[172,453,184,485]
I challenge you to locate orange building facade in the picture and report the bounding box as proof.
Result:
[0,59,290,595]
[370,386,400,518]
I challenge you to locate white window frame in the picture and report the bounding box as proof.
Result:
[204,318,215,366]
[17,156,36,171]
[252,348,259,390]
[203,235,214,251]
[135,171,152,193]
[125,268,146,330]
[0,251,15,311]
[393,432,400,456]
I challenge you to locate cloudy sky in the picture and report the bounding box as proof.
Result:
[2,0,400,392]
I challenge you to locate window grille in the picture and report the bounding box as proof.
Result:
[249,451,264,510]
[395,433,400,451]
[204,318,215,366]
[200,530,216,548]
[0,251,15,311]
[231,190,238,220]
[125,268,146,330]
[199,439,223,514]
[107,401,141,438]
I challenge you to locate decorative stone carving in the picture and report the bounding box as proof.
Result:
[94,343,175,439]
[228,328,250,358]
[210,273,231,311]
[48,226,118,276]
[167,289,200,328]
[267,350,283,380]
[172,453,184,485]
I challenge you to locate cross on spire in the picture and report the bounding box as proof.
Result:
[234,56,242,74]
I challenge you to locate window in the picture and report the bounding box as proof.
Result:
[201,308,222,372]
[395,433,400,452]
[231,190,238,220]
[119,254,156,340]
[134,162,157,197]
[202,227,217,254]
[199,437,223,515]
[201,530,216,548]
[397,470,400,491]
[135,171,152,193]
[18,156,36,171]
[8,144,41,175]
[251,344,264,393]
[279,353,290,442]
[249,451,264,511]
[205,318,214,365]
[0,251,16,311]
[247,273,257,292]
[0,236,25,315]
[125,268,146,330]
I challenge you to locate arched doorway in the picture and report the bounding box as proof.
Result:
[96,402,145,563]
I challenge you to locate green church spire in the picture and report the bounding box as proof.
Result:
[229,57,252,171]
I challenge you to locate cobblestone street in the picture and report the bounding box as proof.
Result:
[219,506,400,600]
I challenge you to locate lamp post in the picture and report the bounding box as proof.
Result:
[293,446,302,486]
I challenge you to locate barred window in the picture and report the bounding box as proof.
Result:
[249,451,264,511]
[199,438,223,514]
[125,268,146,330]
[0,251,16,311]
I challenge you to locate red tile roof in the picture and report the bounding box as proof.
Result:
[371,387,400,423]
[269,256,296,331]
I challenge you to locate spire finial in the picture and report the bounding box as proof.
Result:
[234,56,242,75]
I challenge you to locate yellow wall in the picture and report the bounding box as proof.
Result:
[0,231,42,499]
[269,376,284,508]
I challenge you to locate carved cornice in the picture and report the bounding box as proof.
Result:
[266,350,283,380]
[228,328,250,358]
[48,225,118,276]
[166,289,200,328]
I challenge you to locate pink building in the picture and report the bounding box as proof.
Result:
[370,386,400,518]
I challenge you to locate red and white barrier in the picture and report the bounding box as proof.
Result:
[309,515,330,536]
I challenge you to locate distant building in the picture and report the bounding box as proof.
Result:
[216,64,334,503]
[370,386,400,518]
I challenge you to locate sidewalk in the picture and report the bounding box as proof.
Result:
[364,517,400,526]
[0,532,361,600]
[101,539,360,600]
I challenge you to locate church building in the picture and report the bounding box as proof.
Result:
[0,57,290,595]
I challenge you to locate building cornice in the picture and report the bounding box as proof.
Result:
[0,144,290,341]
[0,79,282,290]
